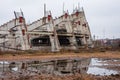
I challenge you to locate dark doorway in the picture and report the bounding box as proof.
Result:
[58,36,70,46]
[75,37,82,46]
[31,36,51,46]
[56,29,67,34]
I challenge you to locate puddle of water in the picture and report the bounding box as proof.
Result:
[87,67,118,75]
[87,58,120,75]
[0,61,9,64]
[89,58,109,66]
[89,58,102,66]
[0,58,120,76]
[0,59,90,76]
[11,67,18,71]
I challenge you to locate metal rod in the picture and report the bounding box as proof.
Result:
[44,4,46,17]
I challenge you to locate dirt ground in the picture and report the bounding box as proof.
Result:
[0,50,120,80]
[0,50,120,61]
[0,72,120,80]
[0,50,120,60]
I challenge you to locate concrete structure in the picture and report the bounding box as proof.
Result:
[0,11,29,51]
[0,6,92,52]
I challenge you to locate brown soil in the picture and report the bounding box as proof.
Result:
[0,73,120,80]
[0,51,120,61]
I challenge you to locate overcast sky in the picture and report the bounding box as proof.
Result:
[0,0,120,39]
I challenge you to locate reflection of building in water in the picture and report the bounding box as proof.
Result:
[53,59,91,74]
[0,58,91,75]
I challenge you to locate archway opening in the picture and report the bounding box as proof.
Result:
[31,36,51,46]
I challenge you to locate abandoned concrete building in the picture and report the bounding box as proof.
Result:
[0,6,92,52]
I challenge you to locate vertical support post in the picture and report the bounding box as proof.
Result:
[3,36,6,51]
[63,3,65,14]
[44,4,46,17]
[3,61,4,72]
[73,4,74,13]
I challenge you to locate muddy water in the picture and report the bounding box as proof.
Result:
[0,58,120,77]
[87,58,120,75]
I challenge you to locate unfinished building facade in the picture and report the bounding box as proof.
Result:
[0,7,92,52]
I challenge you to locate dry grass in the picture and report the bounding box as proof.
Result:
[0,50,120,61]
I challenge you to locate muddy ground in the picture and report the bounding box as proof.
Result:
[0,50,120,61]
[0,72,120,80]
[0,50,120,80]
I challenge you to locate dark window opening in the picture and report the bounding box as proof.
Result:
[58,36,70,46]
[31,36,51,46]
[76,37,82,46]
[56,29,67,34]
[57,60,67,67]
